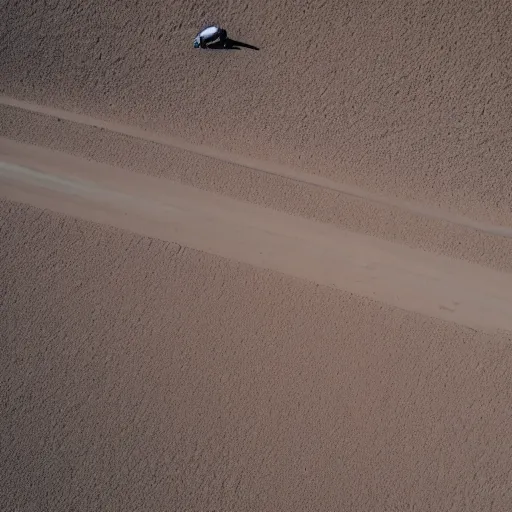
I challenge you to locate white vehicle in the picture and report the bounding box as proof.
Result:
[193,26,228,49]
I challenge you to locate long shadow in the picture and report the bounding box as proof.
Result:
[207,38,259,51]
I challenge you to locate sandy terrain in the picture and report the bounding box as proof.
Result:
[3,0,512,223]
[2,1,512,510]
[2,197,512,511]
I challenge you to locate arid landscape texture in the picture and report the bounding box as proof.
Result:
[1,1,512,510]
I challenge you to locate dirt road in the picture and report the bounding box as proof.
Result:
[2,136,512,333]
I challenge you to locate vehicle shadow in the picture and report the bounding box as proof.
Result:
[208,38,260,51]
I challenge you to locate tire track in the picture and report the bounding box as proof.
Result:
[2,95,512,239]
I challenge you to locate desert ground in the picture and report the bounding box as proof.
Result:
[1,1,512,510]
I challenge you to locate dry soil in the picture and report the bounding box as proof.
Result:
[1,1,512,511]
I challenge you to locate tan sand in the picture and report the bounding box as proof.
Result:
[1,197,512,511]
[2,0,512,223]
[2,1,512,510]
